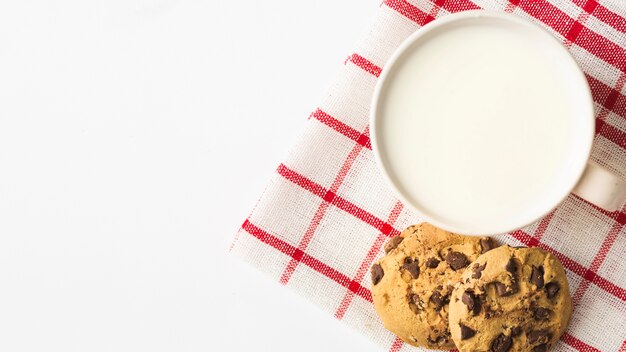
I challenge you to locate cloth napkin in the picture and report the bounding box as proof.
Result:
[230,0,626,350]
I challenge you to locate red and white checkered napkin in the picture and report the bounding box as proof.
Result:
[231,0,626,350]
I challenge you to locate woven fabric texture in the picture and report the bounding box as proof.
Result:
[231,0,626,351]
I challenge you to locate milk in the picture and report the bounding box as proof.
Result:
[374,17,591,233]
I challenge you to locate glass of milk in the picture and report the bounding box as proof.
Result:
[370,10,626,235]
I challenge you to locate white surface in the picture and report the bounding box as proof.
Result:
[373,11,594,235]
[0,1,380,351]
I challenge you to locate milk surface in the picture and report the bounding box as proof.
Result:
[375,17,590,233]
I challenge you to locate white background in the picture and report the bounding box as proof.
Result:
[0,0,382,351]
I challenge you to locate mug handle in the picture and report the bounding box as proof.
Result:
[572,161,626,211]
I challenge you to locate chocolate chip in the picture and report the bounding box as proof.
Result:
[371,264,384,285]
[532,344,548,352]
[408,293,424,313]
[528,330,551,345]
[533,307,551,320]
[510,326,522,337]
[471,262,487,279]
[384,236,403,253]
[403,257,420,279]
[461,291,473,306]
[545,282,560,298]
[505,258,517,273]
[481,238,496,253]
[530,265,545,288]
[491,333,512,352]
[427,330,450,346]
[430,291,450,311]
[425,257,440,268]
[494,282,507,296]
[412,294,424,307]
[460,324,476,340]
[427,335,447,346]
[445,251,469,270]
[494,282,517,297]
[462,290,481,315]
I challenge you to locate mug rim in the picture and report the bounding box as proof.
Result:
[369,10,595,235]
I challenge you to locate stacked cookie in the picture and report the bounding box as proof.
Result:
[371,223,572,352]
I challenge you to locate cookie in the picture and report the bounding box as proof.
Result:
[371,223,496,349]
[448,246,572,352]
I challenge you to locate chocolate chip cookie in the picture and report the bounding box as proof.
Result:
[371,223,496,349]
[448,246,572,352]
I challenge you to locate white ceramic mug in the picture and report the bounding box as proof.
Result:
[370,10,626,235]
